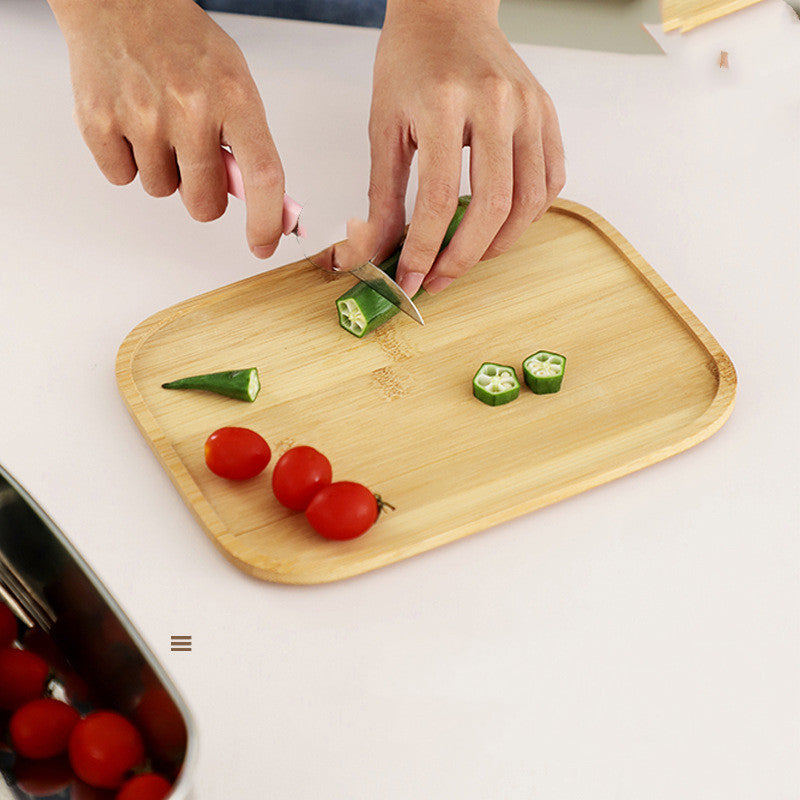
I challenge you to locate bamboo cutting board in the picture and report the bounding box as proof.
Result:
[116,200,736,584]
[660,0,766,32]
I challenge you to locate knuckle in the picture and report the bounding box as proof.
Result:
[246,157,283,192]
[398,240,433,271]
[137,106,163,140]
[484,188,513,220]
[418,182,458,218]
[482,74,514,111]
[177,89,209,122]
[437,254,473,280]
[539,89,558,118]
[223,75,260,114]
[484,243,509,261]
[518,185,548,215]
[74,103,115,143]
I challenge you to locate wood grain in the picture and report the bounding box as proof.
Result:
[116,200,736,584]
[660,0,766,31]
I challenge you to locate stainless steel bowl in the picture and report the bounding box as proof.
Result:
[0,463,197,798]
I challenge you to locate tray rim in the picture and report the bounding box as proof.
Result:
[115,198,737,584]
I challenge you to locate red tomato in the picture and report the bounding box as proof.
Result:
[204,427,271,480]
[11,754,73,796]
[0,602,17,648]
[22,626,72,674]
[271,446,332,511]
[68,711,145,789]
[10,698,80,759]
[115,773,172,800]
[305,481,381,540]
[71,779,120,800]
[132,686,187,766]
[0,648,50,710]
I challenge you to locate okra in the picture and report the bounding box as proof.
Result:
[336,251,405,338]
[472,363,520,406]
[522,351,566,394]
[336,195,471,337]
[161,368,261,402]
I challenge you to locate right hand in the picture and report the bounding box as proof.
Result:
[49,0,284,258]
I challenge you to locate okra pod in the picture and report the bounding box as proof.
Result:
[336,195,471,338]
[161,368,261,402]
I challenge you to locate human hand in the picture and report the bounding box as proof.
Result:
[352,0,565,295]
[48,0,285,258]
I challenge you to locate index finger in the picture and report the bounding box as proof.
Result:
[396,124,463,297]
[224,107,285,259]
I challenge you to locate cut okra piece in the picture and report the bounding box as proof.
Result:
[522,351,566,394]
[472,362,520,406]
[336,251,403,338]
[161,368,260,402]
[335,195,471,338]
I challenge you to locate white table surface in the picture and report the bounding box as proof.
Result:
[1,2,798,797]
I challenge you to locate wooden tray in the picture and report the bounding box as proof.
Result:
[116,200,736,584]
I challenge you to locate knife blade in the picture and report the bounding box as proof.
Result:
[347,260,424,325]
[222,149,423,325]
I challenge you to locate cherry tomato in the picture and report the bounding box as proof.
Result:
[22,626,73,674]
[71,779,120,800]
[204,426,271,480]
[132,686,187,766]
[0,602,17,648]
[115,773,172,800]
[305,481,381,540]
[68,711,145,789]
[11,754,73,796]
[0,648,50,710]
[10,697,81,759]
[271,446,332,511]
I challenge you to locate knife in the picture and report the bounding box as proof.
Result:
[222,149,424,325]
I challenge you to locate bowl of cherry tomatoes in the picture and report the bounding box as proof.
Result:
[0,464,196,799]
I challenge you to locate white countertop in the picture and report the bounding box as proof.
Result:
[1,2,798,797]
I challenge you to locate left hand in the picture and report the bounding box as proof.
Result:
[350,0,565,297]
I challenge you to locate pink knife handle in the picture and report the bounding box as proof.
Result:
[222,148,305,237]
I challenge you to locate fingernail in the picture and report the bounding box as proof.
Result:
[399,271,425,297]
[423,276,453,294]
[252,245,274,259]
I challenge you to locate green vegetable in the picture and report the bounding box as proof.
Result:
[336,195,471,338]
[472,362,520,406]
[161,368,261,402]
[336,250,405,338]
[522,351,566,394]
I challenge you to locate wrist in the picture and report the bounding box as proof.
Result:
[47,0,171,39]
[384,0,500,27]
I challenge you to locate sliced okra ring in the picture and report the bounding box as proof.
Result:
[522,351,566,394]
[472,362,520,406]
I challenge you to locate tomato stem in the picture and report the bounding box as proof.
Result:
[374,494,395,516]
